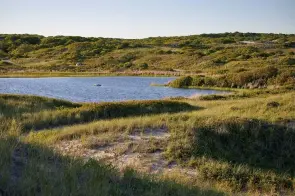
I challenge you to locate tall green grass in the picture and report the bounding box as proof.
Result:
[20,100,196,131]
[1,92,295,195]
[163,117,295,193]
[0,94,80,117]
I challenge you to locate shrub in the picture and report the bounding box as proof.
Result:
[123,62,133,68]
[138,63,148,70]
[266,101,280,108]
[226,66,278,88]
[287,58,295,65]
[268,70,295,86]
[203,77,218,86]
[169,66,280,89]
[119,53,136,63]
[168,76,192,88]
[0,50,8,58]
[212,56,228,65]
[199,95,226,101]
[172,76,219,87]
[190,76,205,86]
[278,57,295,65]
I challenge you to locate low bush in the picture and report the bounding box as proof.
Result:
[271,70,295,87]
[169,66,282,89]
[169,76,219,88]
[266,101,280,108]
[168,76,192,88]
[138,62,148,70]
[191,76,218,87]
[226,66,278,88]
[199,95,226,101]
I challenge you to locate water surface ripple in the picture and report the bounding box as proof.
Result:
[0,77,228,102]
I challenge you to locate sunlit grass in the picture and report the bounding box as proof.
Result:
[0,91,294,195]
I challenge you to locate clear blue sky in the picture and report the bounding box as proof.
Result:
[1,0,294,38]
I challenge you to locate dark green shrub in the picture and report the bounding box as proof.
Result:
[266,101,280,108]
[138,63,148,70]
[169,66,280,89]
[0,50,8,58]
[168,76,192,88]
[287,58,295,65]
[190,76,205,86]
[123,62,133,68]
[189,76,218,87]
[119,53,136,63]
[213,56,228,64]
[226,66,278,88]
[278,57,295,65]
[203,77,218,86]
[199,95,226,101]
[235,68,247,73]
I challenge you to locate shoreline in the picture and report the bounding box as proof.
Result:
[0,71,185,78]
[151,83,238,92]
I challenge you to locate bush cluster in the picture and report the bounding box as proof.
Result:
[169,66,294,89]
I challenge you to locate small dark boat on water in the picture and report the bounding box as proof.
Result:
[94,84,101,86]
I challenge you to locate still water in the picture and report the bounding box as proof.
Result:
[0,77,228,102]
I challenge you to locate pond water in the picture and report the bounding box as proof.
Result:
[0,77,228,102]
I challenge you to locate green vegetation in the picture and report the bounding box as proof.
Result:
[0,95,222,195]
[19,100,195,131]
[168,66,294,89]
[0,138,220,196]
[1,32,295,195]
[0,90,294,195]
[0,33,294,77]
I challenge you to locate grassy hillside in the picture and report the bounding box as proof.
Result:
[0,33,295,77]
[0,90,294,195]
[1,32,295,195]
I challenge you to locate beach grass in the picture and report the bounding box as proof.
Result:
[0,89,293,195]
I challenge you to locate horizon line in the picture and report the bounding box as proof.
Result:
[1,31,295,40]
